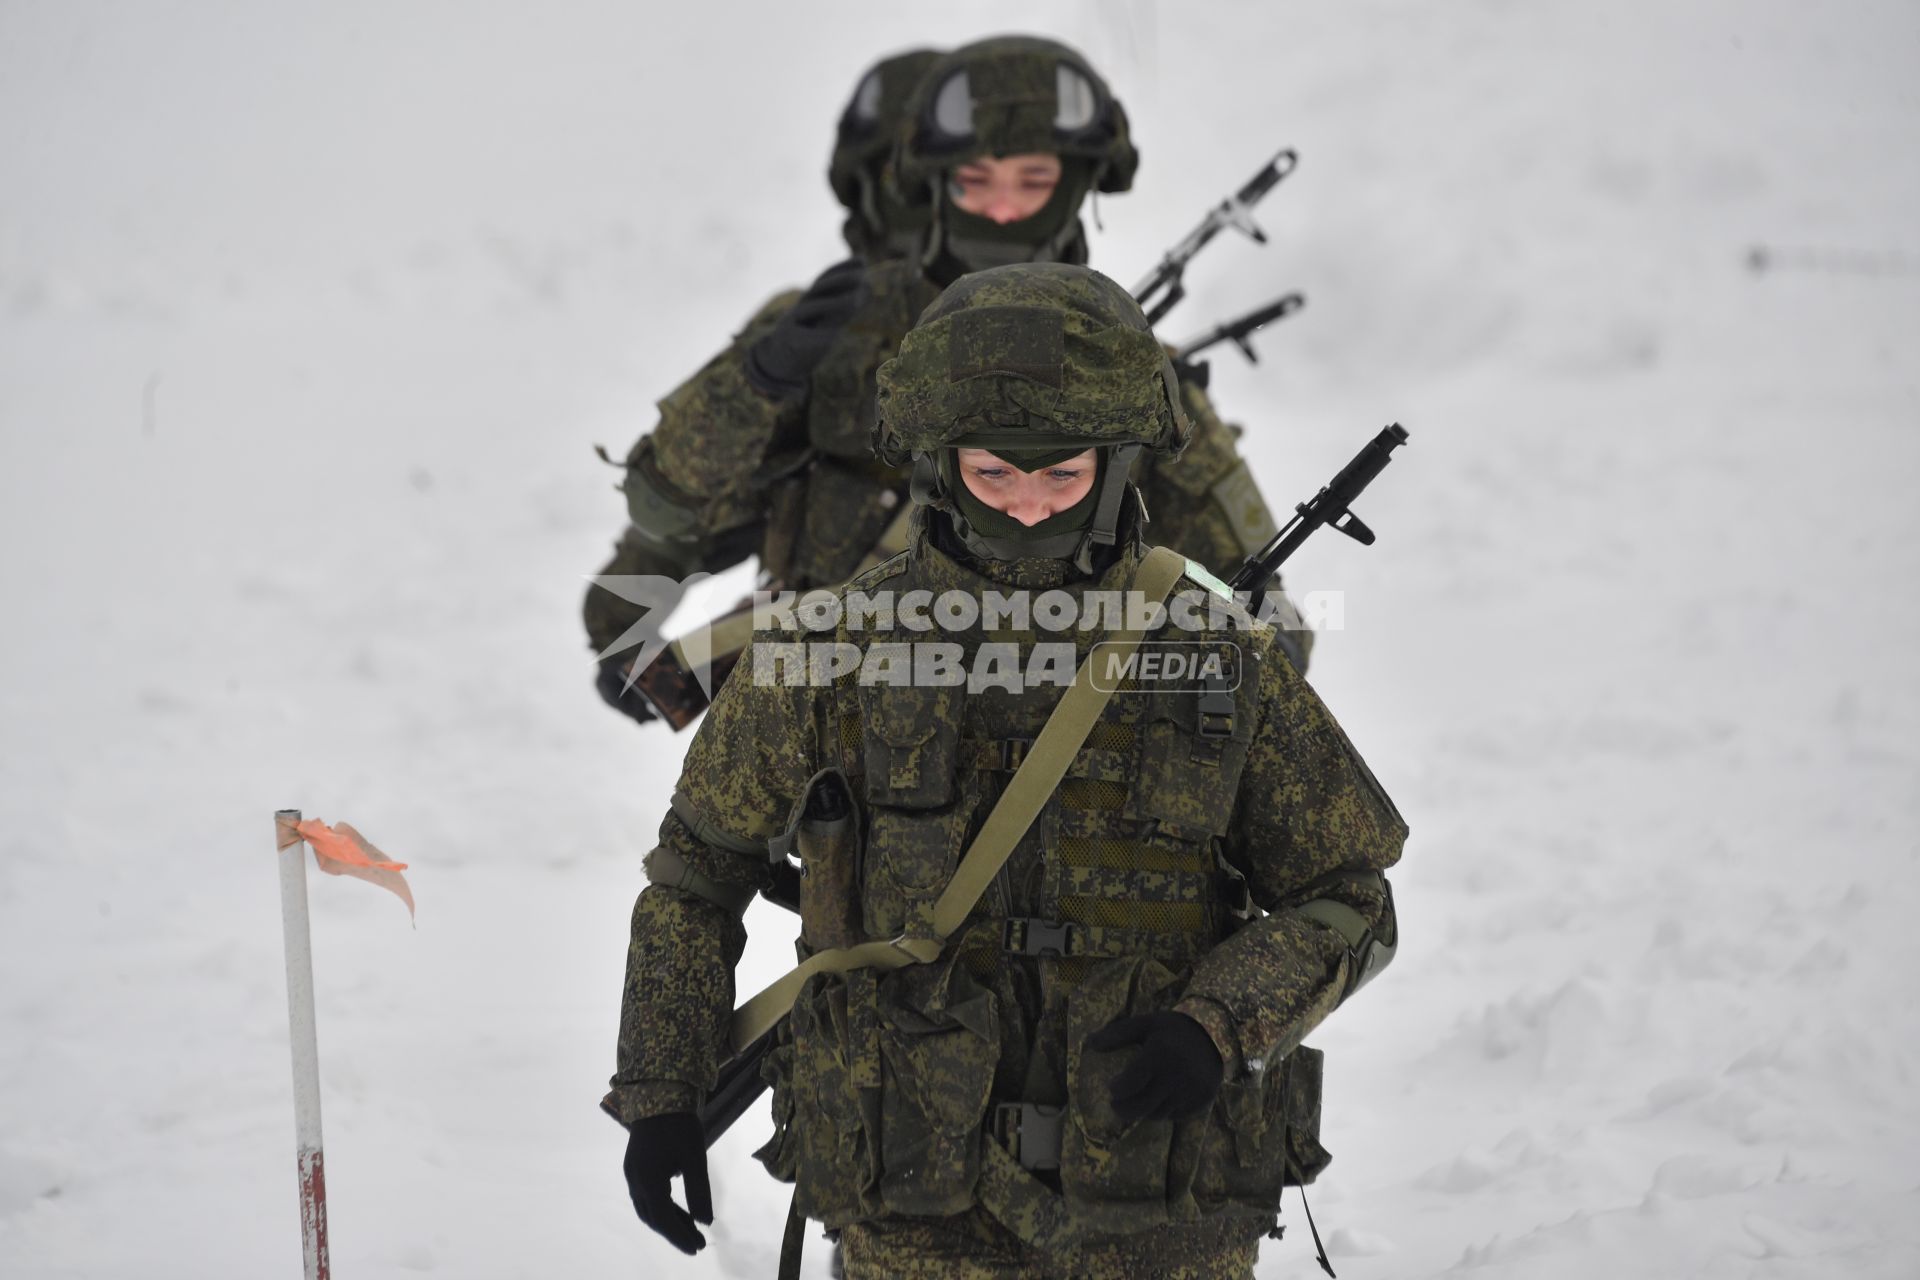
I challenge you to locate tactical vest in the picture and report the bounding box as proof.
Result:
[759,261,940,590]
[754,539,1330,1250]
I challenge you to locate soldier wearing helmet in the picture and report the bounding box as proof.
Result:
[831,47,945,261]
[583,35,1314,730]
[898,35,1138,275]
[609,263,1407,1278]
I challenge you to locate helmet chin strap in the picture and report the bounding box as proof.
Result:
[849,170,930,260]
[1086,443,1141,548]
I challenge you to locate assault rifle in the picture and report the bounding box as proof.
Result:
[1227,424,1411,594]
[1132,148,1298,325]
[695,424,1413,1149]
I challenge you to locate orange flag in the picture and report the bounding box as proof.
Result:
[293,818,415,921]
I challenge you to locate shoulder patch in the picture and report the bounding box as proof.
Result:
[1182,557,1235,601]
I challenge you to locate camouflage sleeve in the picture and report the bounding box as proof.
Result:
[584,290,807,655]
[647,288,806,512]
[1137,379,1314,670]
[1174,640,1408,1074]
[603,643,821,1124]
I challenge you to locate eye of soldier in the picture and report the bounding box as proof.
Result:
[948,153,1063,223]
[957,447,1097,490]
[1017,160,1062,195]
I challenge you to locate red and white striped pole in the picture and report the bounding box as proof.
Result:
[274,809,331,1280]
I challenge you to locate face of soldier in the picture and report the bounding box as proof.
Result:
[955,447,1098,525]
[948,153,1064,224]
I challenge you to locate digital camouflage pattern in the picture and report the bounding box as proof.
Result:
[840,1205,1261,1279]
[872,263,1189,464]
[606,519,1407,1256]
[580,35,1300,664]
[895,36,1139,196]
[582,258,1309,660]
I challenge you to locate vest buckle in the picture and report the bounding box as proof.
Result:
[993,1102,1064,1172]
[1003,917,1074,957]
[1197,687,1236,739]
[1218,867,1254,922]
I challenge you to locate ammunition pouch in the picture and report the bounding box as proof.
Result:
[769,769,867,954]
[758,959,1001,1226]
[760,952,1331,1244]
[966,956,1330,1249]
[857,681,968,940]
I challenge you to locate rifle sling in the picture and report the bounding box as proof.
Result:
[727,545,1190,1053]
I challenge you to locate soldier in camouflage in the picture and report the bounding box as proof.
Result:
[831,47,945,262]
[607,263,1407,1278]
[584,35,1312,729]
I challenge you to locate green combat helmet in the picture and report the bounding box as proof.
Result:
[895,35,1139,272]
[829,47,944,260]
[875,261,1188,571]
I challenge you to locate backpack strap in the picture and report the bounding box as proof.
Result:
[727,545,1190,1052]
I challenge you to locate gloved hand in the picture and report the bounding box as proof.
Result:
[622,1111,712,1255]
[1084,1011,1224,1123]
[744,257,869,397]
[596,655,660,725]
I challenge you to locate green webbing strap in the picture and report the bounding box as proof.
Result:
[727,545,1190,1053]
[728,934,943,1053]
[1295,880,1399,1001]
[643,846,757,917]
[1294,899,1372,952]
[776,1188,806,1280]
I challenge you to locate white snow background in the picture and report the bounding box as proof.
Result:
[2,2,1916,1276]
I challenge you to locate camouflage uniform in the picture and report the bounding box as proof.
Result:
[587,262,1299,615]
[583,37,1311,704]
[841,1209,1259,1279]
[608,265,1404,1275]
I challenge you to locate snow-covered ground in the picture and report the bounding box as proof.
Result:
[2,2,1916,1276]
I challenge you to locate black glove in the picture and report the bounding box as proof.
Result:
[744,258,868,397]
[1084,1011,1224,1123]
[595,655,659,725]
[622,1111,712,1255]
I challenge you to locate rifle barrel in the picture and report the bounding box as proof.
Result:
[1235,148,1298,205]
[1174,292,1304,362]
[697,1028,775,1149]
[1226,424,1410,594]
